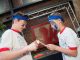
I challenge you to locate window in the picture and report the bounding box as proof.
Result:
[0,0,10,14]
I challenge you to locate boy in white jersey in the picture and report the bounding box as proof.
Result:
[45,12,80,60]
[0,12,38,60]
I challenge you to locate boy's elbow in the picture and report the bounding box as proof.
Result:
[70,51,77,57]
[72,53,77,57]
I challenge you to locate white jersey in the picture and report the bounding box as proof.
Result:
[58,27,80,60]
[0,29,33,60]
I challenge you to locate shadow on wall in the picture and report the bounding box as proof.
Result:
[0,30,3,43]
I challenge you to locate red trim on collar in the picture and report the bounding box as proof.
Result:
[0,48,10,52]
[11,29,20,33]
[60,27,66,34]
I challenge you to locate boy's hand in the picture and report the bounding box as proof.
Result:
[46,44,57,51]
[27,41,39,51]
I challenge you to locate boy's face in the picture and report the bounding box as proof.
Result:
[14,19,27,32]
[50,20,60,30]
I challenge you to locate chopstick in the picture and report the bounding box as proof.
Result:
[36,40,46,46]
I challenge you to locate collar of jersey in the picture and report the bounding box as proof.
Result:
[11,29,20,33]
[60,27,66,34]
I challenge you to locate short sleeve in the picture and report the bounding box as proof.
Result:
[65,28,78,50]
[0,30,13,52]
